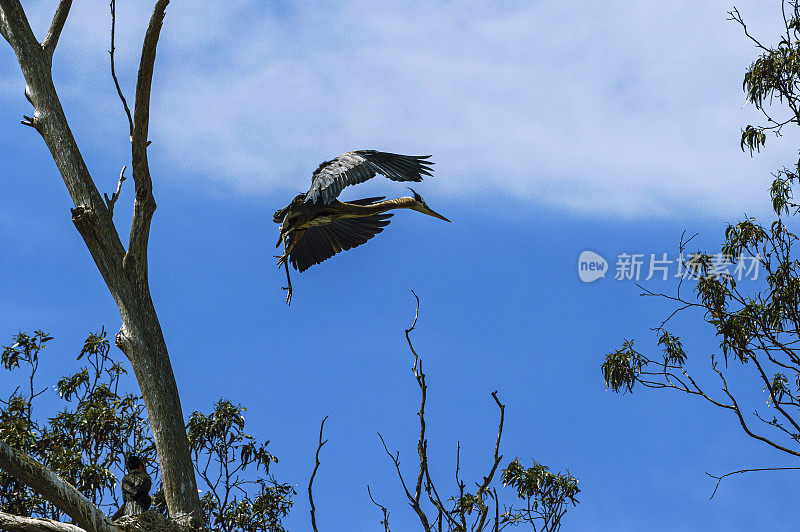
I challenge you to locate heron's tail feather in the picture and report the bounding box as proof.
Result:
[112,500,146,520]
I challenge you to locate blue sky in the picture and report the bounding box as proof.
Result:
[3,0,800,529]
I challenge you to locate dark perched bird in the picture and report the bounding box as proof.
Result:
[274,150,450,304]
[112,455,152,520]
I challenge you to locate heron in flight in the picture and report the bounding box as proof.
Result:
[274,150,450,304]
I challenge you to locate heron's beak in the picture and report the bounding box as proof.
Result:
[421,204,451,223]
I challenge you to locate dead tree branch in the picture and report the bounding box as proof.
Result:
[0,0,201,524]
[124,0,168,283]
[309,415,328,532]
[475,390,505,530]
[20,113,35,128]
[41,0,71,62]
[109,0,133,141]
[0,512,86,532]
[378,292,513,531]
[367,486,391,532]
[405,291,435,530]
[104,165,126,217]
[405,290,421,371]
[706,466,800,499]
[0,441,116,532]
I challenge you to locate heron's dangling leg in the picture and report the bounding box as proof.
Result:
[275,233,296,305]
[282,259,293,305]
[275,229,304,268]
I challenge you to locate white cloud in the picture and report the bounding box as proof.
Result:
[1,0,796,219]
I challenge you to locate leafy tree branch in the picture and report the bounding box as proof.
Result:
[603,0,800,496]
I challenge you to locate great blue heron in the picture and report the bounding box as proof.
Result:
[274,150,450,304]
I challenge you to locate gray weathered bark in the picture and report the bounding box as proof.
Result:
[0,0,202,525]
[0,442,116,532]
[0,512,87,532]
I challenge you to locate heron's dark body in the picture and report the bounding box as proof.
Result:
[275,194,355,228]
[276,195,401,273]
[277,194,409,230]
[112,469,151,519]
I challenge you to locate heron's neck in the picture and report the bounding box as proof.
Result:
[344,196,417,216]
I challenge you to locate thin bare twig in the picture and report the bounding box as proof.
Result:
[706,466,800,499]
[104,165,127,217]
[309,415,328,532]
[728,8,771,52]
[20,114,35,128]
[406,291,435,531]
[109,0,134,142]
[377,431,432,530]
[455,442,467,529]
[475,391,505,530]
[367,485,391,532]
[377,432,413,501]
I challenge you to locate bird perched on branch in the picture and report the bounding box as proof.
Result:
[274,150,450,304]
[112,455,152,520]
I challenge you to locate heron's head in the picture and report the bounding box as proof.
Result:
[273,194,306,223]
[125,455,145,472]
[273,207,288,223]
[407,187,451,223]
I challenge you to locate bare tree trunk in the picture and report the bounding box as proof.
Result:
[0,0,202,525]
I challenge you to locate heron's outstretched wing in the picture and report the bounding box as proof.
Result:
[305,150,433,205]
[290,214,393,272]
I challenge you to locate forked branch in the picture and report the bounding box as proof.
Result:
[104,165,127,217]
[706,466,800,499]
